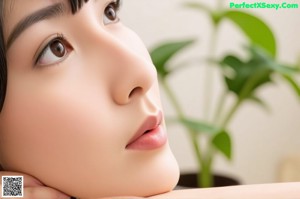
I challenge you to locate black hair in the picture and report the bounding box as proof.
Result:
[0,0,89,112]
[69,0,89,14]
[0,0,6,112]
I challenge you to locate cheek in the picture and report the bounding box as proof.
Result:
[0,73,120,177]
[0,23,177,197]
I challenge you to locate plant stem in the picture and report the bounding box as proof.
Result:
[220,98,242,129]
[160,78,205,184]
[160,78,185,118]
[203,24,218,122]
[161,78,217,187]
[219,70,268,129]
[201,143,215,187]
[190,132,207,187]
[200,161,212,187]
[199,14,221,187]
[212,90,228,125]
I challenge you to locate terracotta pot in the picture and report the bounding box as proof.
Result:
[177,173,240,188]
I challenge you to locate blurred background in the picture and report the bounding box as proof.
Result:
[120,0,300,185]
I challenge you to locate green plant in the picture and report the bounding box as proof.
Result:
[149,1,300,188]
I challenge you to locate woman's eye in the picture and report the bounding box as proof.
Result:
[36,37,72,66]
[103,1,121,25]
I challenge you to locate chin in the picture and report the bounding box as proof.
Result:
[151,152,179,196]
[60,144,180,199]
[88,145,179,199]
[128,145,180,198]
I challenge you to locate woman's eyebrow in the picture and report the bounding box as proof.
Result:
[6,2,67,51]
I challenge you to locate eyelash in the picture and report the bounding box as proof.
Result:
[34,34,71,66]
[111,0,121,11]
[104,0,121,24]
[111,0,121,12]
[34,0,122,67]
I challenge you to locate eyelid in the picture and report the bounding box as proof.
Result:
[105,0,121,9]
[113,0,122,15]
[103,0,121,24]
[113,0,121,11]
[33,33,64,66]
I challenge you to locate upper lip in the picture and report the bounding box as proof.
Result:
[126,111,163,147]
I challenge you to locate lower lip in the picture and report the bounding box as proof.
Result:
[126,126,167,150]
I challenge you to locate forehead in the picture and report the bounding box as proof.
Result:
[2,0,63,40]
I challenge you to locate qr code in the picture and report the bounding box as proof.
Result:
[1,176,23,198]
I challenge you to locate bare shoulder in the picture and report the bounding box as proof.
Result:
[148,182,300,199]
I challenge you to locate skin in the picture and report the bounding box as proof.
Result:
[1,173,300,199]
[149,182,300,199]
[0,0,179,198]
[0,171,70,199]
[1,1,300,199]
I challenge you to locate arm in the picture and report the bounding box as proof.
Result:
[148,182,300,199]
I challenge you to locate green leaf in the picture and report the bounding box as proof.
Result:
[282,75,300,99]
[248,45,298,75]
[223,10,276,57]
[219,44,296,100]
[183,2,211,14]
[212,131,232,160]
[249,95,271,112]
[149,39,195,79]
[179,118,219,135]
[183,2,221,24]
[220,54,273,99]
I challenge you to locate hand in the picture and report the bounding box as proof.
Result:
[0,171,71,199]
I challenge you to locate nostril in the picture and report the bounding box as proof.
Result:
[129,87,143,98]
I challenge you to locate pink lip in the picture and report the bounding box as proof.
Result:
[126,111,167,150]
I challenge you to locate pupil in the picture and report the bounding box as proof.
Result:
[50,40,65,57]
[106,6,116,20]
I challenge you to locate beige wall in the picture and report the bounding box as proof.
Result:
[120,0,300,184]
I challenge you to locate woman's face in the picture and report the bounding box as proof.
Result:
[0,0,179,198]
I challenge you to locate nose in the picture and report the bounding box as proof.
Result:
[112,53,157,105]
[97,31,157,105]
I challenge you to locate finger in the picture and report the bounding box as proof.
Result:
[0,171,43,186]
[23,186,71,199]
